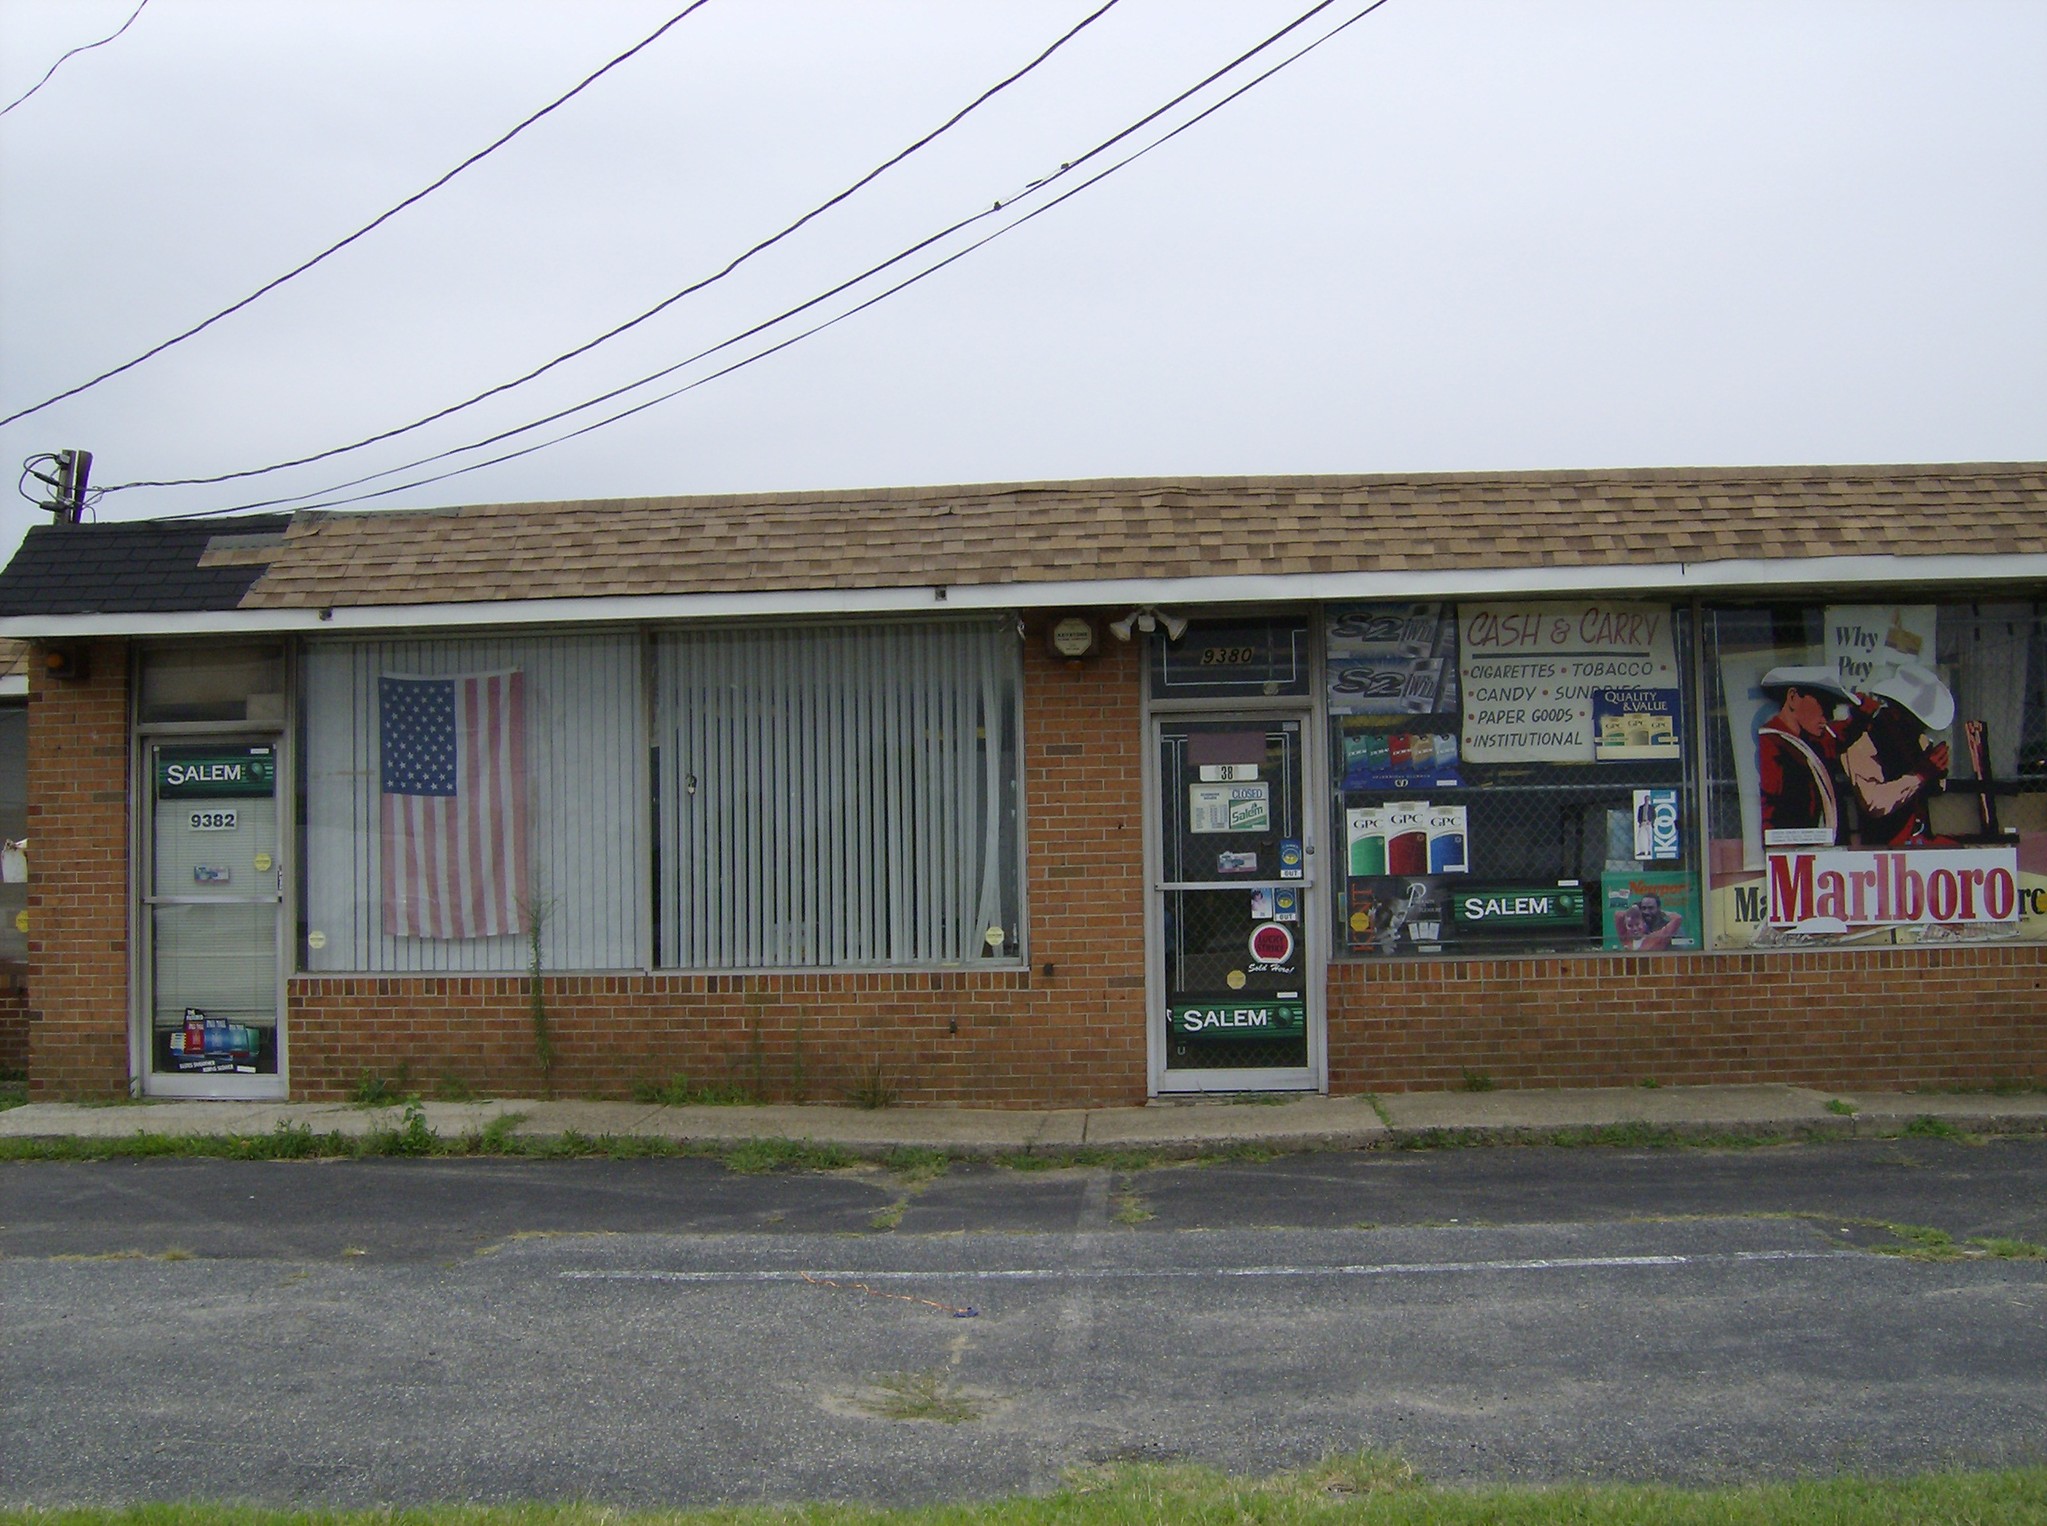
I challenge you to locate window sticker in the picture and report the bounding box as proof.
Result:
[1191,783,1270,834]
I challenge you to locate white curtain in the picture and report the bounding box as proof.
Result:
[655,619,1020,968]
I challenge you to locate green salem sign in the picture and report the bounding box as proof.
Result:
[157,747,276,799]
[1451,885,1587,928]
[1169,1000,1307,1039]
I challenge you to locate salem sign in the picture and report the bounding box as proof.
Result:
[1169,1001,1307,1038]
[1767,848,2020,930]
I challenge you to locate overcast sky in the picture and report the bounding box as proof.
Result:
[1,0,2042,560]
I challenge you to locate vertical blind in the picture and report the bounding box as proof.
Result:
[301,631,645,971]
[655,620,1020,968]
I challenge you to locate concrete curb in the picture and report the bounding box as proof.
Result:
[1,1084,2042,1154]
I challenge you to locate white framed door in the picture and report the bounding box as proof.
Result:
[139,738,287,1098]
[1149,710,1325,1093]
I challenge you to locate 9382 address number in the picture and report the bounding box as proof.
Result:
[188,810,238,831]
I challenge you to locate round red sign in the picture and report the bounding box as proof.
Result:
[1249,922,1293,963]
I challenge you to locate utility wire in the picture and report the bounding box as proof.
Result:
[0,0,151,119]
[165,0,1373,521]
[258,0,1397,518]
[105,0,1126,494]
[0,1,716,428]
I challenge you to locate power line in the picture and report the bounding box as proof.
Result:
[0,0,151,119]
[104,0,1127,495]
[0,0,716,429]
[172,0,1392,521]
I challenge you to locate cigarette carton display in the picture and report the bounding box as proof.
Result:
[1347,805,1388,877]
[1382,800,1430,875]
[1425,804,1469,874]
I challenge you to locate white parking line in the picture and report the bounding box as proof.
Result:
[560,1248,1841,1285]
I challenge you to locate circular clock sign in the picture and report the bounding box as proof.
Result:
[1249,922,1294,964]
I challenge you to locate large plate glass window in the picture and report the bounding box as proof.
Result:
[1701,601,2047,948]
[299,631,645,971]
[1327,600,1696,957]
[654,619,1023,968]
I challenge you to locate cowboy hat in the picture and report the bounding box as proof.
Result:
[1758,664,1855,703]
[1869,662,1955,731]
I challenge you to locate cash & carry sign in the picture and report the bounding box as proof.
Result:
[1458,601,1679,764]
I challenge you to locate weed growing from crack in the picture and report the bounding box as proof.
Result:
[1111,1187,1155,1226]
[846,1060,899,1110]
[884,1146,949,1184]
[1901,1115,1965,1140]
[723,1138,855,1174]
[857,1368,984,1424]
[631,1074,758,1106]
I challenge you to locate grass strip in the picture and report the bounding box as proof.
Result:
[0,1114,2031,1170]
[0,1117,841,1173]
[0,1460,2043,1522]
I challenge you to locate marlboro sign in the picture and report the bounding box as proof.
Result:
[1767,848,2020,930]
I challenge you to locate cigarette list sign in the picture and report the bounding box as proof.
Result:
[1457,602,1679,764]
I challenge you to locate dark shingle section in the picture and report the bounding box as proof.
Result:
[0,517,293,616]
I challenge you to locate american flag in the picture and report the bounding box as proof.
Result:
[379,672,528,939]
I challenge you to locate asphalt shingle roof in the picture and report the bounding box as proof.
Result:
[236,464,2047,610]
[0,518,292,616]
[2,468,2041,621]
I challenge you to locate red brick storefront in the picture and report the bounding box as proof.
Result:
[24,638,131,1098]
[22,625,2045,1104]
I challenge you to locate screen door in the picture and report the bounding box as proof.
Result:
[1153,714,1321,1091]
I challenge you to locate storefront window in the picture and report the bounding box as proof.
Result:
[138,644,285,724]
[1329,601,1696,957]
[653,619,1023,968]
[299,631,646,971]
[1701,602,2047,948]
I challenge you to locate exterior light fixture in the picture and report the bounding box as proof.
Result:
[1108,606,1188,641]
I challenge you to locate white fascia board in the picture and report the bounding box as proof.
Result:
[0,552,2041,638]
[0,676,25,698]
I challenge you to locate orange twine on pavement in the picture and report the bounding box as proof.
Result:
[801,1269,979,1317]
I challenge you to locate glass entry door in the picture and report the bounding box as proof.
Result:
[1153,714,1321,1092]
[143,739,286,1096]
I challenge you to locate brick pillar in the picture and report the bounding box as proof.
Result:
[1013,623,1150,1105]
[26,638,131,1098]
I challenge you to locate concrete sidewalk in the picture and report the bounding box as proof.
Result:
[3,1083,2044,1155]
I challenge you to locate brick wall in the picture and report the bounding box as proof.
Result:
[286,626,1152,1105]
[22,626,2046,1104]
[26,638,132,1099]
[1328,946,2047,1092]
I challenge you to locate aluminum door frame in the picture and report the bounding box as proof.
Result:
[134,732,291,1100]
[1144,699,1328,1095]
